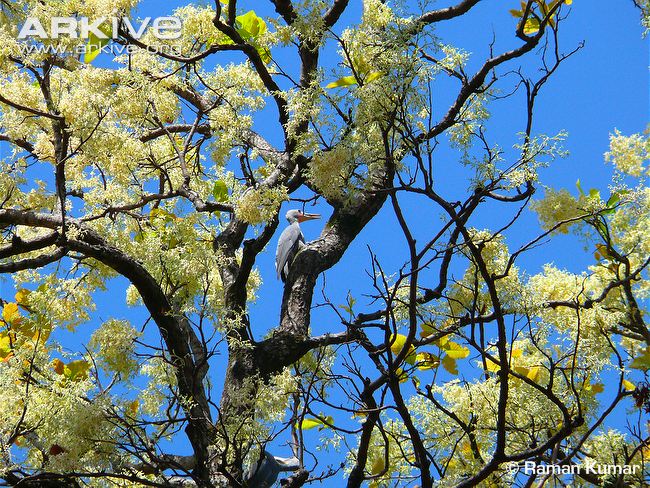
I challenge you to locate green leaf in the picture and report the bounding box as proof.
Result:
[149,208,178,227]
[339,291,356,317]
[326,75,358,89]
[257,46,272,64]
[235,10,267,40]
[212,180,229,202]
[234,11,272,64]
[594,219,607,237]
[84,22,113,64]
[606,194,620,207]
[576,178,584,196]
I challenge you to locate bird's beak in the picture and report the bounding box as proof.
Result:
[298,212,320,222]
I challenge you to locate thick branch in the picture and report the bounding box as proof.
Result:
[417,0,482,24]
[0,232,59,259]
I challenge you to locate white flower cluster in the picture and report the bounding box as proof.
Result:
[89,319,140,377]
[530,188,582,233]
[307,145,354,201]
[235,185,288,225]
[605,129,649,177]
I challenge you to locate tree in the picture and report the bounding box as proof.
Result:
[0,0,648,487]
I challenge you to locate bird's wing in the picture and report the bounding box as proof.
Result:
[275,223,304,281]
[244,451,279,488]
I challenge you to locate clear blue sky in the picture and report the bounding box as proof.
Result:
[1,0,648,485]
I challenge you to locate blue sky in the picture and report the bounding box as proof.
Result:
[1,0,649,485]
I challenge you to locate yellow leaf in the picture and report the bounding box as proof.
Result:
[514,366,530,378]
[622,379,636,391]
[370,455,385,475]
[235,10,268,39]
[326,75,358,89]
[52,358,65,375]
[298,416,333,430]
[395,367,409,383]
[416,352,439,370]
[298,418,323,430]
[511,348,523,359]
[0,333,13,361]
[64,359,90,381]
[434,334,450,348]
[460,440,473,455]
[365,71,383,83]
[127,399,140,416]
[419,322,434,338]
[444,341,470,359]
[590,383,604,394]
[523,18,540,35]
[441,355,458,375]
[84,22,113,64]
[527,366,541,382]
[15,289,31,307]
[389,334,407,354]
[486,358,500,372]
[389,334,417,364]
[2,302,20,324]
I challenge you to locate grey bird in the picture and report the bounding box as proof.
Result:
[244,451,301,487]
[275,209,320,282]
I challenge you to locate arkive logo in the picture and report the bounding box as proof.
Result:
[17,16,182,40]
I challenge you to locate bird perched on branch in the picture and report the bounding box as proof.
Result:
[275,209,320,282]
[245,450,301,487]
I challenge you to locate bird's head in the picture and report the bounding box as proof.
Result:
[285,209,320,224]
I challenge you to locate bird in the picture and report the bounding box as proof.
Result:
[275,209,320,282]
[244,450,301,487]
